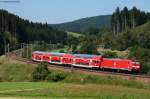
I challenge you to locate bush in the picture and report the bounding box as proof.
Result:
[46,72,67,82]
[140,62,150,74]
[103,51,118,58]
[32,62,49,81]
[129,47,150,74]
[59,49,65,53]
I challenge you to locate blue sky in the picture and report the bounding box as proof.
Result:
[0,0,149,24]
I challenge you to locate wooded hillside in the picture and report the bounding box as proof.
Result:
[0,9,67,55]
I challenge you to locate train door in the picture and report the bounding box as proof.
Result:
[91,60,101,68]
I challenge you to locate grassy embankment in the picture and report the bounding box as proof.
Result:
[0,82,150,99]
[0,56,150,98]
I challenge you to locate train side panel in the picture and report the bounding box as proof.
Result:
[61,54,74,65]
[72,54,102,68]
[32,51,46,62]
[48,52,74,65]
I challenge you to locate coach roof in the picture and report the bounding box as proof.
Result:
[33,51,48,54]
[49,52,66,56]
[74,54,99,58]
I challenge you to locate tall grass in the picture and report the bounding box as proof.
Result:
[0,82,150,99]
[0,60,34,82]
[61,72,146,89]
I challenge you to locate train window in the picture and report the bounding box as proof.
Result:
[93,60,99,63]
[37,56,41,60]
[76,62,81,65]
[76,62,89,65]
[70,59,73,62]
[51,60,61,62]
[132,62,139,64]
[43,56,49,60]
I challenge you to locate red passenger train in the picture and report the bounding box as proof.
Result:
[32,51,140,72]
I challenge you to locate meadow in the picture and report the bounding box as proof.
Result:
[0,82,150,99]
[0,56,150,99]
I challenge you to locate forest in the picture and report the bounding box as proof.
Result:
[111,7,148,35]
[0,9,67,55]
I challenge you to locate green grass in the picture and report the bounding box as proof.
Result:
[0,82,150,99]
[62,72,147,89]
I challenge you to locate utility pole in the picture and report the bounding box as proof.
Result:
[20,43,23,57]
[30,44,33,59]
[22,43,25,58]
[7,43,10,60]
[26,44,28,59]
[4,40,6,56]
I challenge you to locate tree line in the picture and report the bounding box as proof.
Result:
[0,9,67,55]
[111,6,149,35]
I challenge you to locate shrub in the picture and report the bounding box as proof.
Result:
[59,49,65,53]
[129,47,150,74]
[32,62,49,81]
[103,51,118,58]
[46,72,67,82]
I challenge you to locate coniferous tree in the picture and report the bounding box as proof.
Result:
[115,7,121,34]
[121,7,129,31]
[111,13,116,35]
[111,7,148,34]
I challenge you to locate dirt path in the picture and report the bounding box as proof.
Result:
[0,88,44,94]
[0,98,32,99]
[0,88,45,99]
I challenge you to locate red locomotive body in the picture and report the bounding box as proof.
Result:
[101,58,132,71]
[131,62,140,72]
[101,58,140,72]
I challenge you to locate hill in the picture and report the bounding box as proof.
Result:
[51,15,111,33]
[131,21,150,34]
[128,21,150,49]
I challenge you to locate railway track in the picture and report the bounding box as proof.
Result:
[9,50,150,83]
